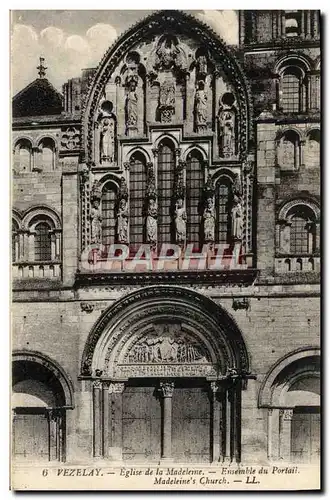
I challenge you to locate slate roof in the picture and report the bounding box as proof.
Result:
[12,78,63,118]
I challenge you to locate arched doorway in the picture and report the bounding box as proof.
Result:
[258,347,320,464]
[81,286,251,464]
[12,351,74,462]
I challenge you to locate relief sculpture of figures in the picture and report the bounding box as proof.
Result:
[127,324,209,364]
[195,81,208,132]
[175,198,187,245]
[100,117,115,163]
[159,80,176,123]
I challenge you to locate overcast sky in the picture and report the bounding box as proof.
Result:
[11,10,238,95]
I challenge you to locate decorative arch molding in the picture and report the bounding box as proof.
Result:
[35,134,58,148]
[274,52,313,75]
[98,173,121,191]
[154,133,180,149]
[305,126,321,140]
[212,168,237,184]
[127,146,151,163]
[80,285,250,378]
[22,205,62,230]
[275,126,303,142]
[183,144,208,161]
[82,10,253,164]
[12,349,75,408]
[12,209,22,229]
[13,136,33,150]
[258,346,320,408]
[278,197,320,221]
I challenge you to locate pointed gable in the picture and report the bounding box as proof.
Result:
[12,78,63,118]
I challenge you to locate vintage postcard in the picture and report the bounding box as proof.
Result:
[11,9,321,491]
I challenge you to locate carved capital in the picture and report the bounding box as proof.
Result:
[93,380,103,390]
[281,409,293,421]
[152,148,159,158]
[109,382,125,394]
[159,381,174,398]
[175,148,181,157]
[123,162,130,171]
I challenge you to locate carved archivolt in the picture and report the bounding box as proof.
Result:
[80,286,250,378]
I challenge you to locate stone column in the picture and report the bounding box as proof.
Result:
[210,382,221,463]
[102,382,110,458]
[279,409,293,461]
[159,381,174,461]
[108,382,125,461]
[224,387,231,462]
[306,11,311,39]
[93,380,103,458]
[281,11,286,37]
[267,409,273,460]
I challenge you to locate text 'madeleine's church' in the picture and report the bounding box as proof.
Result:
[12,10,320,467]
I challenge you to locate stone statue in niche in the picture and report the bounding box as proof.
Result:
[127,324,209,364]
[194,81,208,132]
[90,181,102,244]
[100,117,115,163]
[175,198,187,244]
[218,105,236,158]
[125,81,138,132]
[231,194,243,241]
[203,197,215,243]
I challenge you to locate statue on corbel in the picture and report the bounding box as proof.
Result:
[90,181,102,245]
[117,177,129,244]
[203,174,215,244]
[97,99,117,165]
[125,80,138,136]
[231,174,243,242]
[146,162,157,248]
[174,161,186,245]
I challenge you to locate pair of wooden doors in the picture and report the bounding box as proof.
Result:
[291,407,320,463]
[121,379,211,463]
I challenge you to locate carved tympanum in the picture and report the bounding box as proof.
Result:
[127,323,210,364]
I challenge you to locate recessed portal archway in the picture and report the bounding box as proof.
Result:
[81,286,251,464]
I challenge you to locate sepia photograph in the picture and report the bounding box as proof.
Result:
[10,8,321,491]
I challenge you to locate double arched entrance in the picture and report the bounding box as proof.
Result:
[81,286,251,464]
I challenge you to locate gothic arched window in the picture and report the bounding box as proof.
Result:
[186,151,204,247]
[129,153,147,249]
[101,183,117,252]
[34,222,52,261]
[215,178,232,244]
[157,140,175,244]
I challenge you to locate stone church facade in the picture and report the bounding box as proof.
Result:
[12,10,320,466]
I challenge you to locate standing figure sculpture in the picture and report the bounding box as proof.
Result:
[195,81,208,131]
[126,82,138,131]
[100,117,115,163]
[231,194,243,241]
[117,198,129,243]
[90,198,102,244]
[218,107,236,158]
[146,198,158,247]
[175,198,187,244]
[203,197,215,243]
